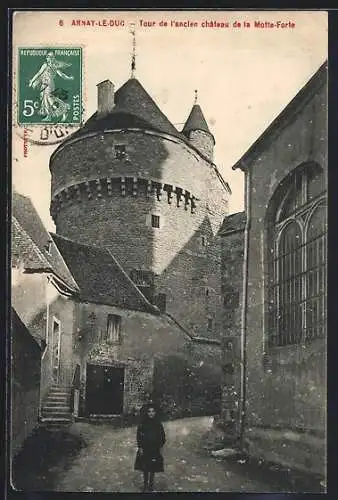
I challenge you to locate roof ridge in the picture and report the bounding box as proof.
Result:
[47,233,80,292]
[51,232,112,255]
[164,312,221,346]
[13,190,30,201]
[51,234,160,314]
[105,248,160,315]
[226,210,246,217]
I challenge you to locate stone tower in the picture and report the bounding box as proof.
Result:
[182,102,215,161]
[49,77,230,339]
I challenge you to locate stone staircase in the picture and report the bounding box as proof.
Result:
[40,384,73,428]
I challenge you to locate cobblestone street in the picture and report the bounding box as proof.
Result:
[55,416,269,493]
[12,416,323,493]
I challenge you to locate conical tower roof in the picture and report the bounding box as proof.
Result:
[182,104,212,136]
[70,78,184,140]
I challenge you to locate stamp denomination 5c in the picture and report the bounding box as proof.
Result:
[17,47,82,126]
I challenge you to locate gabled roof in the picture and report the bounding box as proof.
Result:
[12,192,79,291]
[69,78,184,141]
[182,104,213,138]
[232,60,327,171]
[219,211,246,236]
[12,216,51,271]
[50,233,159,314]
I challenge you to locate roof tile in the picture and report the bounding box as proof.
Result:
[12,217,51,271]
[182,104,212,136]
[70,78,184,140]
[219,211,246,235]
[12,192,79,291]
[51,233,158,314]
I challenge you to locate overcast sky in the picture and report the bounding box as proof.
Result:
[12,10,327,231]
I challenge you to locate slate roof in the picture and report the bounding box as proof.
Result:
[50,233,159,314]
[12,192,79,291]
[182,104,213,138]
[69,78,185,141]
[12,216,51,271]
[219,211,246,235]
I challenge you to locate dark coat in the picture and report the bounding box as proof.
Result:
[134,419,166,472]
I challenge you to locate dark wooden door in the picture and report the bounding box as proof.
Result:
[86,364,124,415]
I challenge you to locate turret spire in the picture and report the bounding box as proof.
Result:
[182,94,215,160]
[130,22,136,79]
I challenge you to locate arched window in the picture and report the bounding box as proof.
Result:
[267,163,327,347]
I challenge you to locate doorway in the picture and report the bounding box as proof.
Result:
[51,317,61,384]
[86,364,125,415]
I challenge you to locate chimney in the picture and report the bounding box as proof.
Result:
[97,79,115,117]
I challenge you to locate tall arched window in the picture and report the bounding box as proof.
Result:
[267,163,327,347]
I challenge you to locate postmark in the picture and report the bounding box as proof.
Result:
[17,47,83,126]
[15,123,81,146]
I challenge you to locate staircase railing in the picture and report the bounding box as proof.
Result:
[57,361,75,387]
[70,364,81,416]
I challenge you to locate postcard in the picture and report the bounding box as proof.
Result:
[10,10,327,493]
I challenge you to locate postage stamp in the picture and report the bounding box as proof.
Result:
[17,47,82,126]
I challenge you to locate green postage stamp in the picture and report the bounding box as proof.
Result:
[17,47,82,125]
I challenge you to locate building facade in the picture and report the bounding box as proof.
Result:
[12,75,229,443]
[49,78,230,341]
[219,212,245,439]
[11,192,79,450]
[51,232,222,418]
[231,62,327,476]
[11,308,41,457]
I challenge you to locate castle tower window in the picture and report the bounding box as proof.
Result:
[106,314,122,344]
[130,269,155,302]
[267,163,327,347]
[151,214,160,228]
[114,145,126,160]
[207,318,213,330]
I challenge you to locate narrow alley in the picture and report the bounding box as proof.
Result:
[12,416,323,493]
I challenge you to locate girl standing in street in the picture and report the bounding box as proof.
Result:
[134,404,166,492]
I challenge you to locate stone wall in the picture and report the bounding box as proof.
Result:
[188,129,214,161]
[45,290,77,391]
[74,301,222,418]
[11,311,41,458]
[220,226,245,436]
[242,73,327,474]
[50,128,229,344]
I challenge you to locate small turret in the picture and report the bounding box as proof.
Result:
[182,91,215,161]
